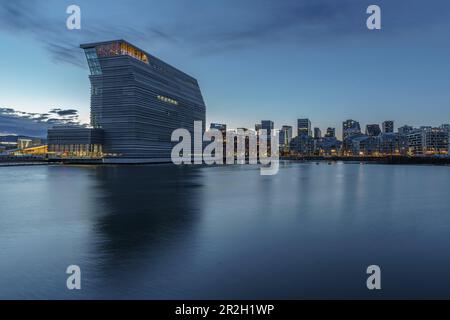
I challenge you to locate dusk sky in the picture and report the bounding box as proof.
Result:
[1,0,450,137]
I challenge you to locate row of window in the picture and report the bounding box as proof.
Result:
[157,95,179,106]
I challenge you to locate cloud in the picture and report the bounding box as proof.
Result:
[0,107,83,137]
[1,0,449,65]
[49,108,78,116]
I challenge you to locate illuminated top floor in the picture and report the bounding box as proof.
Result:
[80,39,198,86]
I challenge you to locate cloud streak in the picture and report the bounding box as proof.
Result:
[0,107,83,137]
[1,0,449,66]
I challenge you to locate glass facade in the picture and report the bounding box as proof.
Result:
[84,48,102,75]
[47,127,104,158]
[75,40,206,161]
[95,41,149,64]
[49,144,103,158]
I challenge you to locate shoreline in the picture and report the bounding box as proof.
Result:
[1,155,449,167]
[281,155,450,165]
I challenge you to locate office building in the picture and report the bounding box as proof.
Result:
[210,123,227,133]
[440,124,450,133]
[261,120,274,136]
[315,137,342,156]
[325,127,336,138]
[298,118,311,137]
[406,127,448,155]
[365,124,381,136]
[343,119,361,140]
[279,125,293,150]
[48,126,104,158]
[382,121,394,133]
[48,40,206,162]
[290,135,313,156]
[424,128,448,155]
[378,133,407,155]
[398,125,414,136]
[313,127,322,139]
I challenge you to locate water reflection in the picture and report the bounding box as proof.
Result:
[85,165,205,298]
[1,163,450,299]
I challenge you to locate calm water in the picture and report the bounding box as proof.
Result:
[1,162,450,299]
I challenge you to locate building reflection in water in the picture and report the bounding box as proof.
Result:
[88,164,204,297]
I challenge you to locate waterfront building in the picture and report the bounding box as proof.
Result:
[48,40,206,162]
[290,134,313,156]
[345,135,378,156]
[257,120,274,156]
[423,127,448,155]
[313,127,322,139]
[315,137,342,156]
[19,145,48,156]
[17,138,42,150]
[209,123,227,161]
[406,127,449,155]
[297,118,311,137]
[382,121,394,133]
[325,127,336,138]
[378,133,407,155]
[365,124,381,137]
[407,129,425,155]
[342,119,361,140]
[398,125,414,136]
[48,126,104,158]
[210,123,227,132]
[279,125,293,151]
[359,136,379,155]
[261,121,274,136]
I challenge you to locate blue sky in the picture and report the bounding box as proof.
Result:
[1,0,450,137]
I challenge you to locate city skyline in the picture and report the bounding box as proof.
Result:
[1,0,450,138]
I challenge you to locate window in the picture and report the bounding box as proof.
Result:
[95,41,149,64]
[157,95,179,106]
[84,48,102,75]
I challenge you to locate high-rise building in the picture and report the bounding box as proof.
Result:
[279,125,293,149]
[424,128,448,155]
[325,127,336,138]
[398,125,414,136]
[365,124,381,136]
[49,40,206,162]
[444,125,450,156]
[297,118,311,137]
[382,121,394,133]
[261,120,274,136]
[210,123,227,133]
[343,119,361,140]
[378,133,407,155]
[313,127,322,139]
[440,124,450,133]
[407,127,449,155]
[290,135,313,156]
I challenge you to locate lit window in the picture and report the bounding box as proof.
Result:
[157,95,179,106]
